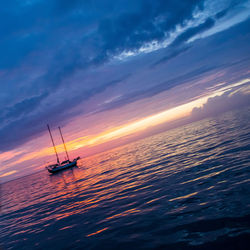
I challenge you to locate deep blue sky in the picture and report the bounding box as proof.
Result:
[1,0,250,181]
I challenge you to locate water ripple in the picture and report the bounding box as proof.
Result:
[1,108,250,249]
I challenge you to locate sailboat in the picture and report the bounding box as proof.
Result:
[46,125,80,173]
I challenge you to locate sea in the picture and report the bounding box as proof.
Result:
[1,107,250,250]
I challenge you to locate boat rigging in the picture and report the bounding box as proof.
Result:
[46,124,80,173]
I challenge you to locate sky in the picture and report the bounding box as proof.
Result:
[0,0,250,182]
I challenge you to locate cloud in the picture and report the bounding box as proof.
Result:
[191,90,250,120]
[0,0,248,72]
[96,0,204,60]
[0,93,48,126]
[1,0,250,155]
[214,0,249,20]
[94,65,218,114]
[171,17,215,47]
[152,46,191,66]
[0,75,129,152]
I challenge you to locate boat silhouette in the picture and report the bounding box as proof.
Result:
[46,124,80,173]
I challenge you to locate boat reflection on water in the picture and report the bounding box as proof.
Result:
[49,166,80,189]
[46,125,80,174]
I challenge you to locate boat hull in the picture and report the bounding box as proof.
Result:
[47,160,77,173]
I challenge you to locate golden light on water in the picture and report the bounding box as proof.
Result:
[86,227,109,237]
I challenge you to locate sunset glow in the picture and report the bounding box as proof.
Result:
[1,2,250,249]
[3,77,248,175]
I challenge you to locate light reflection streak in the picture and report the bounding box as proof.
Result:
[86,227,109,237]
[180,168,229,185]
[59,225,75,231]
[103,208,140,222]
[169,191,198,202]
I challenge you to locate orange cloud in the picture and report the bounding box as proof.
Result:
[0,170,17,178]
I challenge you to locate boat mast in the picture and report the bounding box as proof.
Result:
[58,126,70,161]
[47,124,60,164]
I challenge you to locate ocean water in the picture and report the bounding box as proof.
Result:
[1,107,250,250]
